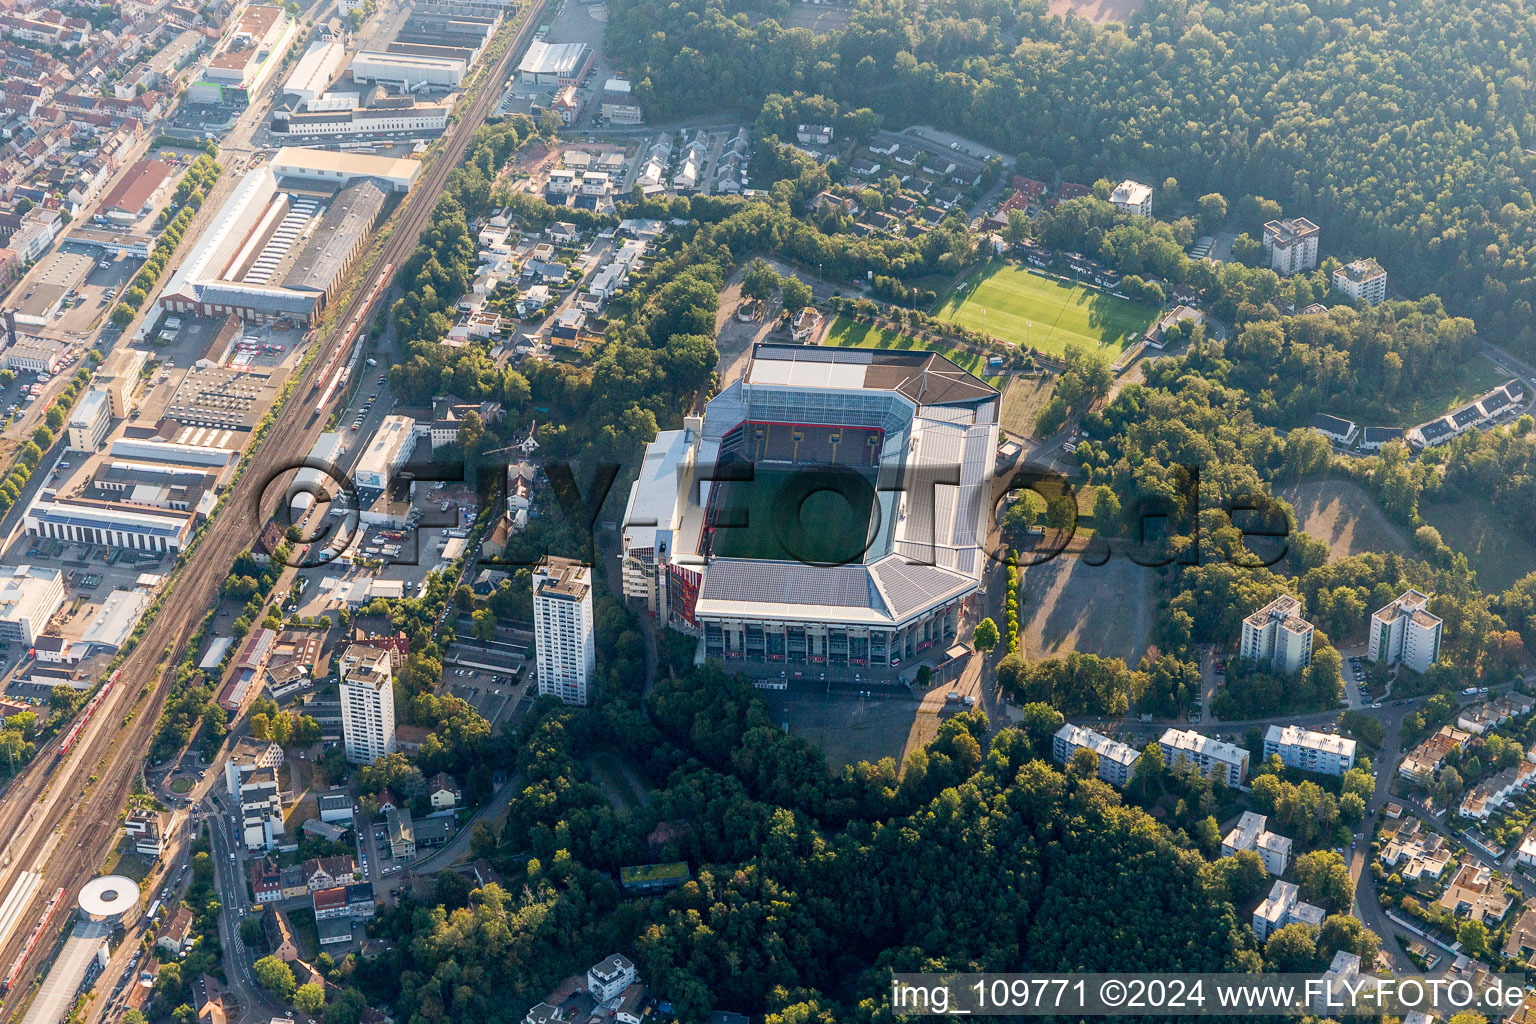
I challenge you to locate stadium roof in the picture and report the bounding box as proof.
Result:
[745,343,997,407]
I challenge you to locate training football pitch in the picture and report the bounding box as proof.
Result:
[709,464,878,566]
[935,261,1157,356]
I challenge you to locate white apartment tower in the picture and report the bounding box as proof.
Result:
[1368,589,1442,674]
[1262,217,1320,275]
[1332,258,1388,305]
[339,644,395,764]
[534,556,595,706]
[1240,595,1314,673]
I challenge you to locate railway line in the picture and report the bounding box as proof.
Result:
[0,3,545,1014]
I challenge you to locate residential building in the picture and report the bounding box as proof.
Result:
[1261,218,1321,275]
[1051,724,1140,787]
[1399,725,1470,784]
[1439,857,1512,924]
[302,856,358,891]
[264,909,299,961]
[1505,907,1536,963]
[1519,829,1536,870]
[1240,595,1314,673]
[1379,819,1453,881]
[339,644,395,765]
[345,882,375,918]
[157,906,194,956]
[1220,812,1292,876]
[533,556,595,707]
[1368,589,1442,673]
[1108,179,1152,217]
[385,806,415,860]
[588,954,637,1003]
[1252,880,1324,940]
[1460,761,1536,820]
[236,767,285,851]
[224,738,284,799]
[1263,725,1356,776]
[429,772,460,809]
[1458,693,1536,734]
[1158,729,1249,786]
[251,859,283,904]
[1333,258,1388,305]
[0,566,64,646]
[1311,413,1359,447]
[312,886,348,921]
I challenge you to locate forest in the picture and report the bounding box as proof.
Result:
[606,0,1536,352]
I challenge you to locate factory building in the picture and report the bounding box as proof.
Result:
[273,98,451,138]
[348,50,466,89]
[353,415,417,498]
[516,40,592,87]
[0,565,64,646]
[189,4,297,104]
[282,38,347,105]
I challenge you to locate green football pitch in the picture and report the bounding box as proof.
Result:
[935,261,1157,356]
[709,464,878,566]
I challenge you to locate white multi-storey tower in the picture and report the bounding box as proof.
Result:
[1240,595,1314,673]
[534,556,595,706]
[339,644,395,764]
[1369,589,1442,674]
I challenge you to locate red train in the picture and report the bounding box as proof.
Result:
[56,668,121,761]
[313,263,393,412]
[2,887,65,992]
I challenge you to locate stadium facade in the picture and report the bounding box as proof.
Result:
[622,343,998,670]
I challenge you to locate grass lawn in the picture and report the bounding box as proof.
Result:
[169,776,193,794]
[1420,498,1536,592]
[1391,355,1510,426]
[822,316,1002,384]
[934,261,1157,357]
[710,464,877,565]
[999,376,1056,439]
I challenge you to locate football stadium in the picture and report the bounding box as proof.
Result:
[622,343,999,671]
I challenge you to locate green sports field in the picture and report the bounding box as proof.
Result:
[710,464,877,566]
[935,261,1157,356]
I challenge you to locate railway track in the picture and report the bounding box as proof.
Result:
[0,4,544,1013]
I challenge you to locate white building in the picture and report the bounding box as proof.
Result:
[1158,728,1249,786]
[353,415,417,495]
[516,40,591,86]
[281,38,345,104]
[1109,179,1152,217]
[1518,829,1536,869]
[533,556,595,707]
[587,955,636,1004]
[1240,595,1314,673]
[1052,723,1140,787]
[600,79,641,124]
[1333,258,1388,305]
[1264,724,1356,776]
[66,390,111,452]
[0,566,64,646]
[237,768,285,850]
[1253,879,1324,941]
[1261,218,1321,275]
[339,645,395,764]
[1221,811,1292,876]
[348,50,465,89]
[1368,589,1442,674]
[224,737,284,799]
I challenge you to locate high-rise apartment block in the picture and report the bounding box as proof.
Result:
[534,556,595,706]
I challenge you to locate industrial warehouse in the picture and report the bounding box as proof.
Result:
[621,344,999,672]
[157,149,415,325]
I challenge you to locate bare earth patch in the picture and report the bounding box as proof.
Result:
[1047,0,1143,22]
[1020,553,1156,663]
[1275,479,1410,562]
